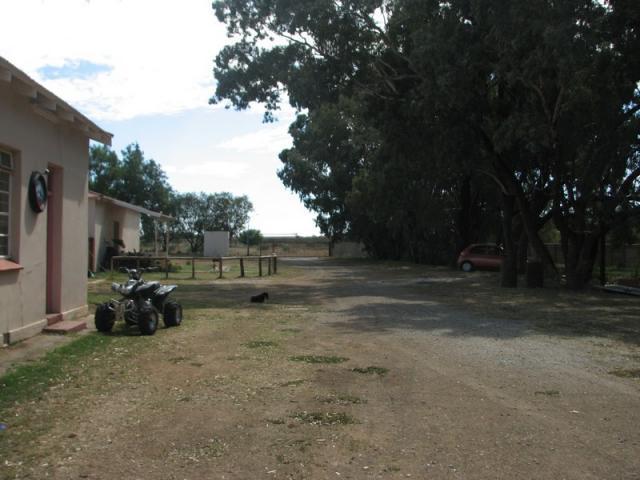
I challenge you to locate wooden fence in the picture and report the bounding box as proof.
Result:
[110,255,277,279]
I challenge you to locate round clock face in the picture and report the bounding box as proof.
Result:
[34,179,47,208]
[29,172,48,213]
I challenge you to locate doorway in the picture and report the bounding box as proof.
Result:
[46,164,63,314]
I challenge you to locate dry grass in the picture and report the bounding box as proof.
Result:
[609,369,640,378]
[4,257,640,479]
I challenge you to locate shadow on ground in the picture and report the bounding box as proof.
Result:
[90,257,640,347]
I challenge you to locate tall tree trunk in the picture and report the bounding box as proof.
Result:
[500,194,518,288]
[455,175,473,262]
[517,228,528,273]
[491,156,558,280]
[599,231,606,286]
[566,233,599,289]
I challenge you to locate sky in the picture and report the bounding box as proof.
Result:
[0,0,320,236]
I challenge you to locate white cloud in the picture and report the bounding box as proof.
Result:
[0,0,228,121]
[164,160,248,179]
[218,126,293,155]
[0,0,322,236]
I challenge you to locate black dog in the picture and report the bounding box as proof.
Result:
[250,292,269,303]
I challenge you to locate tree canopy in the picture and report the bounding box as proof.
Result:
[238,228,264,255]
[172,192,253,253]
[211,0,640,288]
[90,143,175,241]
[90,144,254,252]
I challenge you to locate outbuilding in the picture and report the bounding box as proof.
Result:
[0,56,112,345]
[88,191,173,272]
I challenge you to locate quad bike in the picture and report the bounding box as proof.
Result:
[95,267,182,335]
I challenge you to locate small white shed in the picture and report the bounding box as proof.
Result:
[204,231,229,257]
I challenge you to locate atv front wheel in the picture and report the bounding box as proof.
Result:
[95,304,115,332]
[138,307,159,336]
[163,301,183,327]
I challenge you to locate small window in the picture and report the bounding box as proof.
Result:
[0,151,11,169]
[0,150,12,257]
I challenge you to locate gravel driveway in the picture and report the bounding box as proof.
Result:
[2,258,639,479]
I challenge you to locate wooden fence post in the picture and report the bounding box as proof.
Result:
[268,256,272,275]
[273,255,277,274]
[192,257,196,279]
[219,258,223,279]
[258,257,263,277]
[110,256,114,274]
[240,257,245,277]
[165,257,169,279]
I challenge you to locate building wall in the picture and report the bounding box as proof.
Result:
[88,198,105,271]
[89,198,141,270]
[0,84,89,344]
[120,208,141,253]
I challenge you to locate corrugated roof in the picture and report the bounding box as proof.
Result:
[89,191,174,222]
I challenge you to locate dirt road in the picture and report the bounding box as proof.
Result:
[2,259,639,479]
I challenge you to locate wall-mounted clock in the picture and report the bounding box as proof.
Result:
[28,171,48,213]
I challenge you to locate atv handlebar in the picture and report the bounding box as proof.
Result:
[119,266,159,279]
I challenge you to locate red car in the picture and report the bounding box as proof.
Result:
[457,244,505,272]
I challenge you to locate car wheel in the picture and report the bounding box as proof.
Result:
[461,261,474,272]
[95,304,115,332]
[163,301,183,327]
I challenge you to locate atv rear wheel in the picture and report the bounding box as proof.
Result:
[163,301,183,327]
[138,307,159,336]
[95,304,115,332]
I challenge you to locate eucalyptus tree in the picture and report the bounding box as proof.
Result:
[172,192,253,253]
[211,0,640,288]
[211,0,489,263]
[89,143,175,241]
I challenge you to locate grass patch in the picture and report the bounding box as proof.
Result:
[280,328,301,333]
[169,437,226,460]
[610,368,640,378]
[352,366,388,376]
[317,394,366,405]
[245,340,278,349]
[289,355,349,364]
[292,411,356,426]
[226,355,251,361]
[168,356,189,364]
[280,379,306,387]
[87,291,112,308]
[266,418,285,425]
[535,390,560,397]
[0,334,114,412]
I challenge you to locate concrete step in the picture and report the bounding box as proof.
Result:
[43,319,87,335]
[46,313,63,326]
